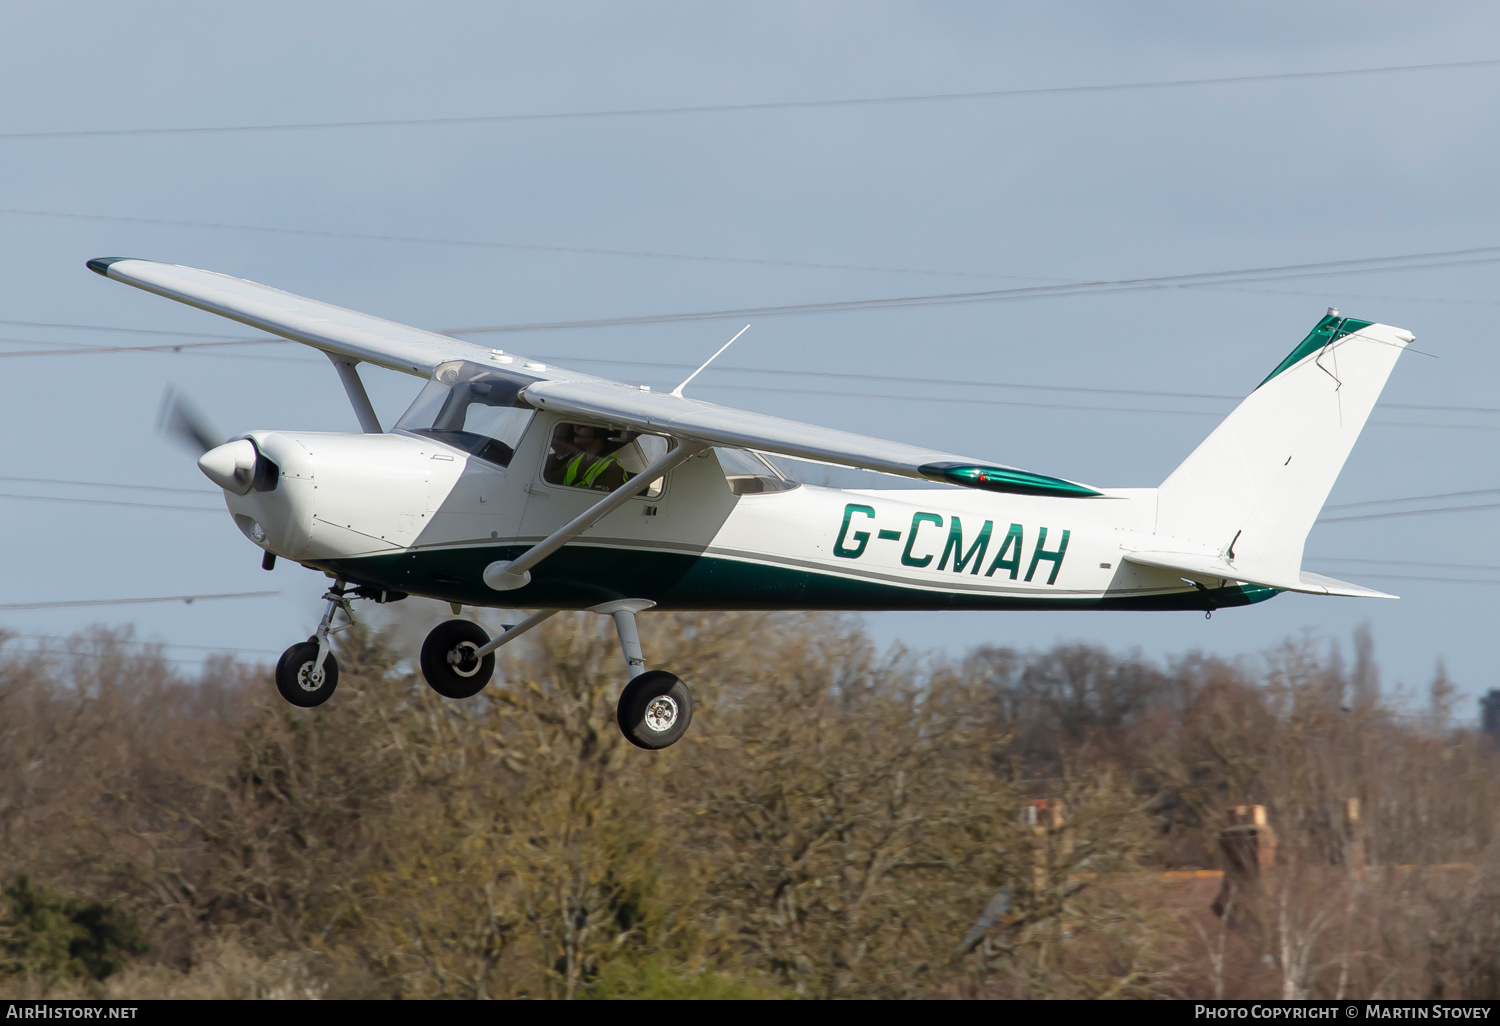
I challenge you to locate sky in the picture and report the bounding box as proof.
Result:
[0,1,1498,714]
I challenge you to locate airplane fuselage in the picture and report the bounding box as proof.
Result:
[224,418,1274,614]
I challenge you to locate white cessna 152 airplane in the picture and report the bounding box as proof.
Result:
[88,257,1410,750]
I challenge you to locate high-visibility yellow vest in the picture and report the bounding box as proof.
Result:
[564,451,625,490]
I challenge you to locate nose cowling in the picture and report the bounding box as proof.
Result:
[199,439,278,495]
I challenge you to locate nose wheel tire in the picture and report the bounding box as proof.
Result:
[420,619,496,699]
[275,638,339,708]
[616,670,693,750]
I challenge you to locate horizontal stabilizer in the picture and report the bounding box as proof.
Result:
[1295,571,1397,600]
[1121,550,1395,599]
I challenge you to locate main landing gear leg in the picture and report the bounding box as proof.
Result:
[593,600,693,751]
[274,580,354,708]
[608,603,649,680]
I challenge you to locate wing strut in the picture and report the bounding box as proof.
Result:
[483,442,703,591]
[325,353,382,433]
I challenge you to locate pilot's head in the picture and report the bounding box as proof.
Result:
[573,424,604,451]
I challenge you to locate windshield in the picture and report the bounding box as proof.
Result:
[394,363,536,467]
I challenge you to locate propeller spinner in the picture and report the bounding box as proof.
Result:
[158,388,277,494]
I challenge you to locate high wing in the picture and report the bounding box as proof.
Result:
[88,257,484,376]
[89,257,1101,498]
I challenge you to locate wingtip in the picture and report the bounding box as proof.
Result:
[86,257,131,277]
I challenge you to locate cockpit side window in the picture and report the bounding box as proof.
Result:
[394,366,536,468]
[543,423,669,498]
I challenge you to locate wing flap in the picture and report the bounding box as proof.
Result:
[1121,550,1396,598]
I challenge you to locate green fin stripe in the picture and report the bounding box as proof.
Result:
[1257,313,1374,388]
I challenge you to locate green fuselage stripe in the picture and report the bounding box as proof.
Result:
[312,542,1279,613]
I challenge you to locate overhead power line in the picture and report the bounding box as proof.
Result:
[0,474,215,497]
[1323,488,1500,511]
[0,317,245,339]
[0,333,1497,428]
[443,247,1500,334]
[5,650,254,669]
[683,383,1500,432]
[3,58,1497,141]
[1311,557,1500,573]
[18,233,1500,340]
[0,339,273,359]
[19,207,1500,309]
[0,591,278,611]
[1318,501,1500,524]
[0,492,220,513]
[535,355,1500,417]
[5,631,279,656]
[0,316,1483,418]
[0,209,1054,283]
[1305,572,1500,585]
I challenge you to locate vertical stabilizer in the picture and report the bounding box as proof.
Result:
[1154,313,1412,584]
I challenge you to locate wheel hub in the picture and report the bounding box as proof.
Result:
[447,641,482,676]
[296,662,325,691]
[643,695,678,732]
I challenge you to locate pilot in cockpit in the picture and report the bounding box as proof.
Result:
[547,423,631,492]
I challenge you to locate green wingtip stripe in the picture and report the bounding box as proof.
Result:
[1257,313,1374,388]
[918,462,1102,498]
[86,257,130,277]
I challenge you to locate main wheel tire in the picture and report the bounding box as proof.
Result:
[420,619,495,699]
[275,639,339,708]
[616,670,693,750]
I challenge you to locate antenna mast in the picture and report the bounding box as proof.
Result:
[671,324,750,398]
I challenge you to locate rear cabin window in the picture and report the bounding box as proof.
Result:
[543,423,669,498]
[715,448,799,495]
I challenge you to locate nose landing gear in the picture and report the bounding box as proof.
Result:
[274,638,340,707]
[273,580,354,708]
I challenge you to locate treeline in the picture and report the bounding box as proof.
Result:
[0,612,1496,998]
